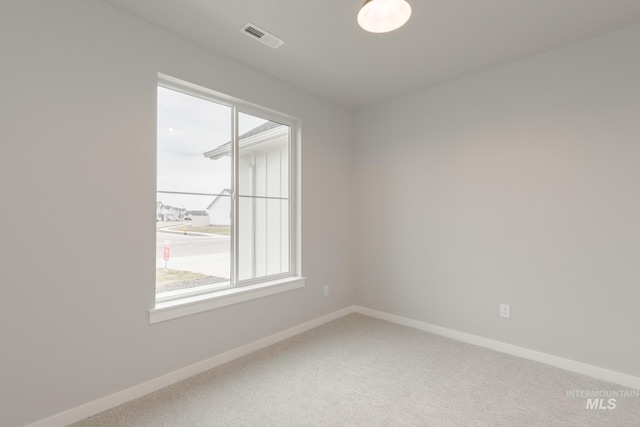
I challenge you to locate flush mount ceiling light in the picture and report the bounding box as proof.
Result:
[357,0,412,33]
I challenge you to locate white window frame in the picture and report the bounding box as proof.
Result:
[150,74,304,324]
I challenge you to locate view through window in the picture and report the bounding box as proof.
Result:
[156,82,293,298]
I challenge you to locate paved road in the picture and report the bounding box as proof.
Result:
[155,227,231,278]
[155,231,229,258]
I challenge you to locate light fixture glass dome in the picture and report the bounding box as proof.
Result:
[357,0,412,33]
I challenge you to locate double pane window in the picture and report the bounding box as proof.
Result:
[156,78,296,301]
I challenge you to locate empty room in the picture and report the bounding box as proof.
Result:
[2,1,640,426]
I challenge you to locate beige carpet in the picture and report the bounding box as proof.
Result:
[72,314,640,426]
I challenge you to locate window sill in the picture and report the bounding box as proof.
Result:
[149,276,306,324]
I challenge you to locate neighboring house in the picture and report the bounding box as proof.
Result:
[157,202,186,221]
[204,121,289,279]
[188,210,209,227]
[206,189,231,226]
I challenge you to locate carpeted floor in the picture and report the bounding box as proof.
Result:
[72,314,640,426]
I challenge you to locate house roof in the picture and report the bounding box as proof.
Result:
[206,189,232,210]
[203,121,286,160]
[237,121,281,140]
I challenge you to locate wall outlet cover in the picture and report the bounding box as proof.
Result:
[500,304,511,319]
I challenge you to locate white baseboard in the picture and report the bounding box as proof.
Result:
[28,304,639,426]
[27,306,356,427]
[354,305,640,390]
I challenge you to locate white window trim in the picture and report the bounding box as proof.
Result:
[151,74,304,323]
[150,276,305,324]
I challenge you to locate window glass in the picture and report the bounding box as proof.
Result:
[237,113,290,281]
[156,81,296,300]
[156,87,232,295]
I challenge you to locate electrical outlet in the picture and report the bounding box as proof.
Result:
[323,285,329,296]
[500,304,511,319]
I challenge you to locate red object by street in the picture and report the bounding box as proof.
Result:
[163,241,171,261]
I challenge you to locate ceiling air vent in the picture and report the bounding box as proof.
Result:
[241,23,284,49]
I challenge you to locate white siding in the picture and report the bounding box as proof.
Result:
[238,138,289,280]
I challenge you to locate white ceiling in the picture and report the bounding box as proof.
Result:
[99,0,640,109]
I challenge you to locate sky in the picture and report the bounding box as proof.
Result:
[157,86,266,211]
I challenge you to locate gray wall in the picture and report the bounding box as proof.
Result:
[2,1,639,425]
[0,1,355,425]
[355,24,640,377]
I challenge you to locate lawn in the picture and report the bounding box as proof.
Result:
[155,268,209,286]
